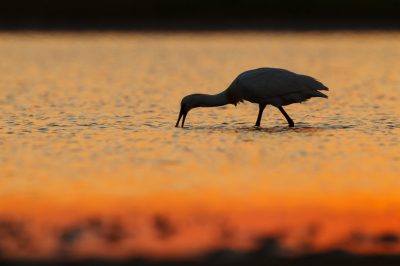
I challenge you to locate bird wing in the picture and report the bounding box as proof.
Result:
[235,68,328,106]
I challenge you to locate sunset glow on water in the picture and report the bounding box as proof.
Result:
[1,31,400,260]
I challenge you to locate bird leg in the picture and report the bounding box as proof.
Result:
[255,104,266,127]
[278,106,294,127]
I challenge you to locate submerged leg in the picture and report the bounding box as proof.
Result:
[278,106,294,127]
[255,104,266,127]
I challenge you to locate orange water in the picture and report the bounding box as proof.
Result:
[1,31,400,260]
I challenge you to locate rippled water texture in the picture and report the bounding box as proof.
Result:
[1,32,400,260]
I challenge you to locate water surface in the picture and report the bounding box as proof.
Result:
[0,31,400,260]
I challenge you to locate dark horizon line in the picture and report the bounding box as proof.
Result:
[1,18,400,31]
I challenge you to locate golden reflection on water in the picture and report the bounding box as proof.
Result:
[0,31,400,259]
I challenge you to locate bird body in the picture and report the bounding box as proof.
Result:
[176,68,328,128]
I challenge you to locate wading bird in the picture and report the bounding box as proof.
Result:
[176,68,328,128]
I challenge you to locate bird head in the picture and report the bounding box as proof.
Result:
[175,94,202,127]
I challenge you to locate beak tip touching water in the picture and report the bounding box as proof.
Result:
[175,117,181,127]
[176,107,187,128]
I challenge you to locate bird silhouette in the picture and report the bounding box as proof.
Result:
[176,68,328,128]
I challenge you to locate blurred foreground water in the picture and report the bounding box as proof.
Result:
[0,31,400,261]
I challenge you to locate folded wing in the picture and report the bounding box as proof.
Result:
[232,68,328,107]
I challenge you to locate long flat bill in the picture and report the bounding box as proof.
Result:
[175,108,184,127]
[181,113,187,127]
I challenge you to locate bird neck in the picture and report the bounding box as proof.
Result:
[197,91,230,107]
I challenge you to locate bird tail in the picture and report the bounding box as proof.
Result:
[306,90,328,98]
[270,90,327,107]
